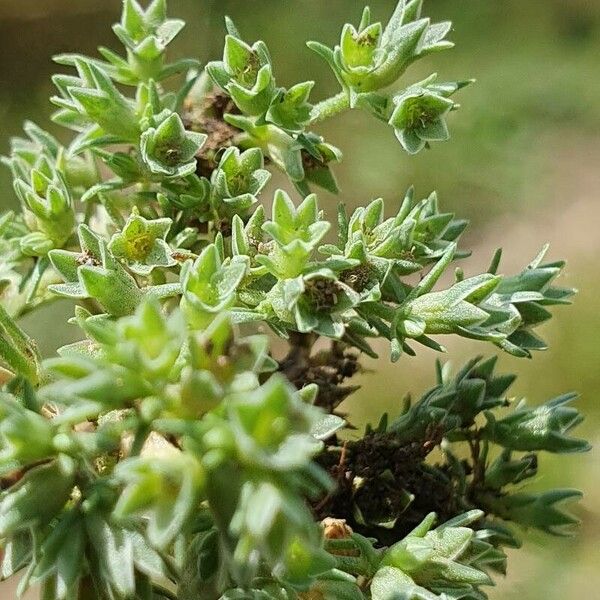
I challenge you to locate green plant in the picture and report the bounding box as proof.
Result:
[0,1,588,598]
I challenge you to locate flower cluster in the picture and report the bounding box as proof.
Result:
[0,1,588,599]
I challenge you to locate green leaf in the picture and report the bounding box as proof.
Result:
[482,393,590,454]
[0,458,75,537]
[311,414,346,440]
[484,489,583,536]
[85,515,136,598]
[371,566,438,600]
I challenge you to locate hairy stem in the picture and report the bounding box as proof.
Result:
[279,334,360,413]
[310,91,350,124]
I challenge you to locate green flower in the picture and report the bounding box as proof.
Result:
[340,17,383,74]
[223,113,304,183]
[111,0,189,83]
[49,225,143,316]
[207,30,276,116]
[140,112,207,177]
[109,207,176,275]
[389,88,454,154]
[256,190,330,279]
[266,81,314,133]
[257,269,361,340]
[309,1,453,101]
[225,375,322,471]
[289,270,361,338]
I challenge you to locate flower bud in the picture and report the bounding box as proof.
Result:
[14,173,75,250]
[20,231,54,257]
[211,147,270,219]
[181,244,247,330]
[207,34,276,116]
[482,392,589,454]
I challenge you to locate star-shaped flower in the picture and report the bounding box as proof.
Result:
[109,207,176,276]
[389,88,454,154]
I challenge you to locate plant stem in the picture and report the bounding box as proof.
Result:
[0,303,36,355]
[0,334,35,382]
[152,583,178,600]
[0,304,40,383]
[80,298,104,316]
[310,91,350,124]
[130,423,151,457]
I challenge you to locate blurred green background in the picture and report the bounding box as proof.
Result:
[0,1,599,598]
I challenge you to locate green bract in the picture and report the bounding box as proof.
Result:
[0,1,589,599]
[181,244,248,329]
[211,147,271,219]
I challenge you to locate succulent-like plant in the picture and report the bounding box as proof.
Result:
[0,1,588,599]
